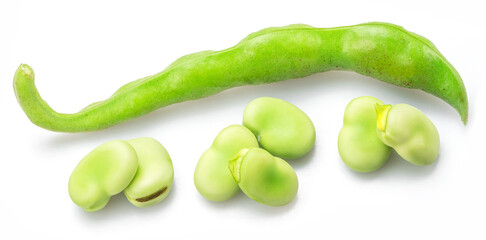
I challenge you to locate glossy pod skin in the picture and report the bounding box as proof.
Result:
[375,103,440,165]
[338,96,391,172]
[194,125,259,201]
[243,97,315,159]
[124,137,174,207]
[228,148,298,206]
[68,140,138,212]
[13,22,467,132]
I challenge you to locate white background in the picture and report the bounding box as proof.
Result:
[1,0,485,239]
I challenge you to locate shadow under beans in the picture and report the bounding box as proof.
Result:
[202,190,298,216]
[346,151,439,181]
[76,181,177,221]
[289,147,316,170]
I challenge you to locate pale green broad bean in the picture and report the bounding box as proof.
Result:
[124,137,174,207]
[229,148,298,206]
[68,140,138,212]
[243,97,315,160]
[375,104,440,165]
[338,96,391,172]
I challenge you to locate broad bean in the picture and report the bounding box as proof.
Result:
[375,103,440,165]
[194,125,259,201]
[124,137,174,207]
[68,140,138,212]
[243,97,315,159]
[338,96,391,172]
[228,148,298,206]
[14,22,467,132]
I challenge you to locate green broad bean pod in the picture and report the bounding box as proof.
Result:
[14,22,468,132]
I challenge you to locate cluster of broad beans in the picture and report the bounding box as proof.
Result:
[69,96,439,211]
